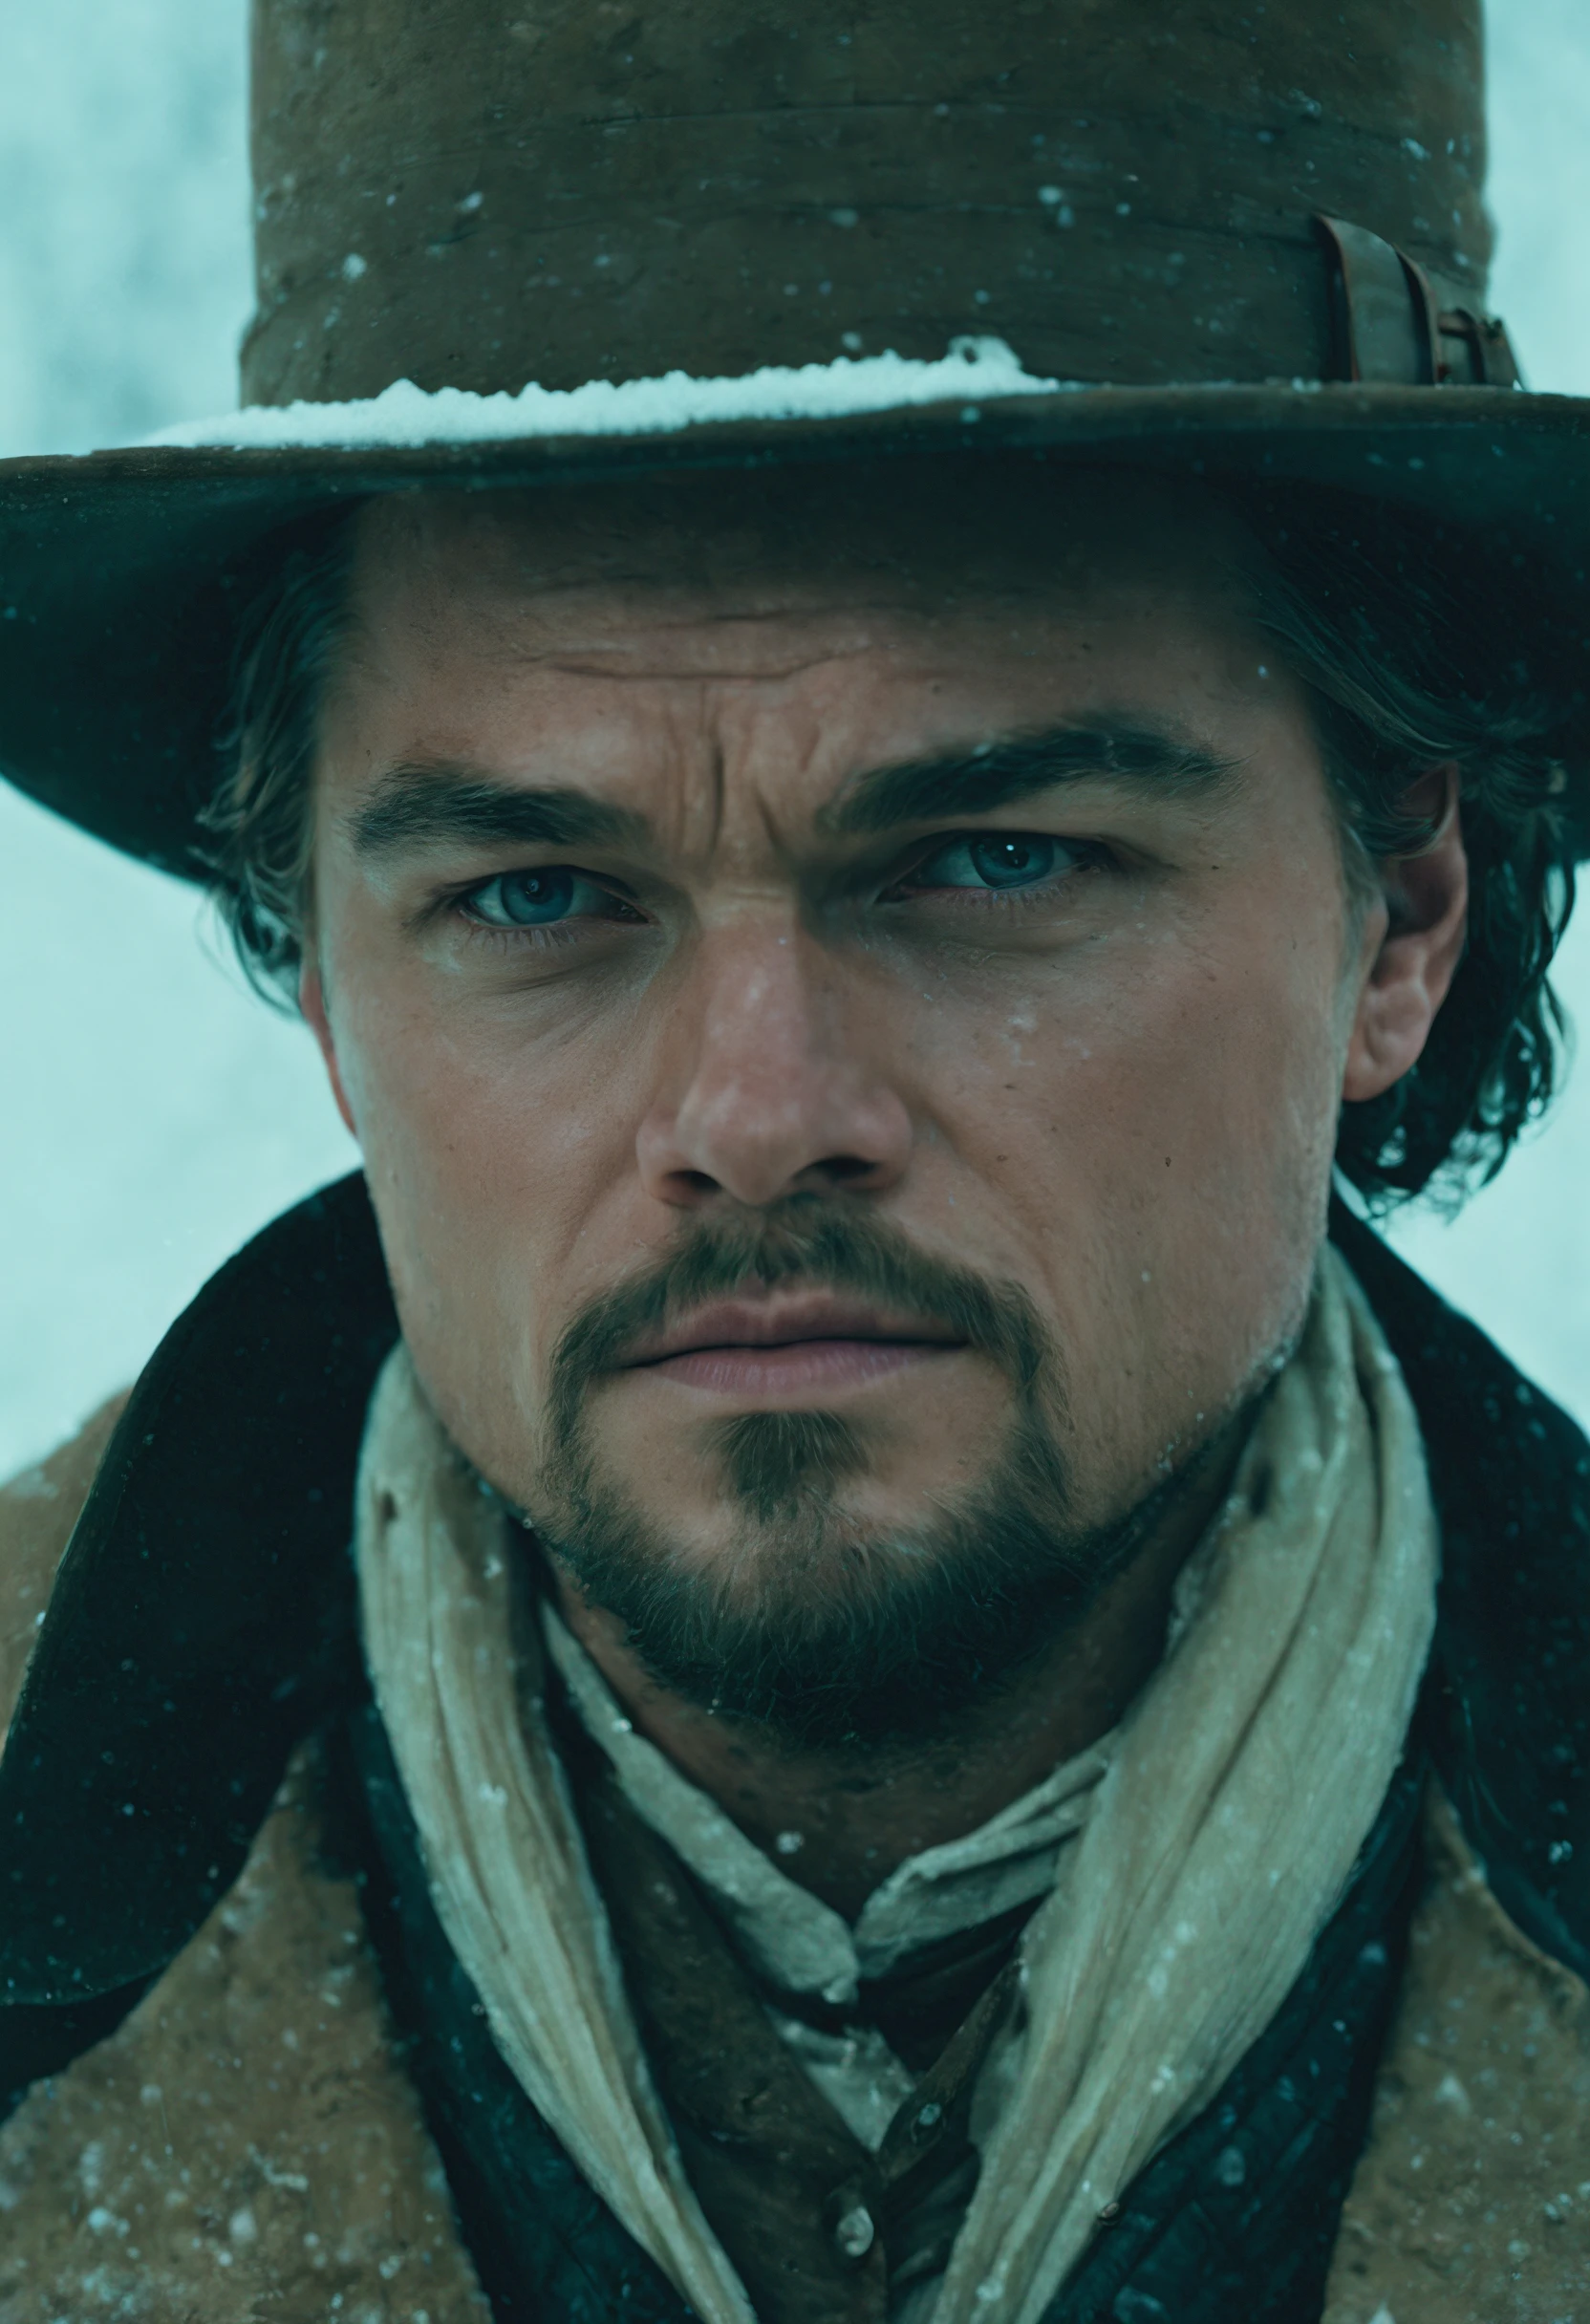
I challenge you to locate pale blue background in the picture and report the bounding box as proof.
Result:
[1,0,1587,1471]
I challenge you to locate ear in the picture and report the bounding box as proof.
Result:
[1342,765,1469,1105]
[299,953,360,1139]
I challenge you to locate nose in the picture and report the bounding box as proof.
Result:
[636,918,913,1210]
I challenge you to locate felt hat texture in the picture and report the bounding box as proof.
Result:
[0,0,1586,870]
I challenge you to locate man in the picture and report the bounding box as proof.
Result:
[0,2,1585,2320]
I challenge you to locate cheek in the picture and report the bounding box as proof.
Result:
[933,886,1343,1199]
[325,941,646,1476]
[921,886,1344,1469]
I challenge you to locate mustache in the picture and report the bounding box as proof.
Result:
[547,1196,1054,1440]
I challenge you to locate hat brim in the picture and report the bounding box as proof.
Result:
[2,380,1586,872]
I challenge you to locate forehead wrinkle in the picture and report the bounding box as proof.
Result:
[530,635,890,688]
[634,681,849,877]
[440,585,936,685]
[693,708,729,862]
[606,682,738,872]
[526,658,873,697]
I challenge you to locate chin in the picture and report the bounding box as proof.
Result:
[530,1393,1139,1749]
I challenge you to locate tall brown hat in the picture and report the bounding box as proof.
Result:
[1,0,1586,871]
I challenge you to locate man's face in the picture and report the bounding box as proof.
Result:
[308,465,1364,1731]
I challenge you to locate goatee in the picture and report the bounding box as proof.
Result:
[524,1199,1201,1751]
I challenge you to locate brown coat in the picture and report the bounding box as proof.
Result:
[0,1412,1586,2323]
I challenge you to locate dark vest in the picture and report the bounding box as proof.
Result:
[2,1173,1586,2321]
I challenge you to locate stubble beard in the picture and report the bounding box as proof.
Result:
[523,1200,1205,1752]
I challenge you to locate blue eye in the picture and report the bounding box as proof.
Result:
[482,869,576,924]
[462,867,645,931]
[967,835,1060,888]
[913,833,1075,891]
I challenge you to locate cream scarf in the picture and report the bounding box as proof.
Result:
[355,1244,1437,2324]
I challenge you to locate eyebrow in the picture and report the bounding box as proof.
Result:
[819,723,1237,835]
[347,762,648,857]
[348,723,1235,863]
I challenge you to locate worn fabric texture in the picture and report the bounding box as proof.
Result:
[0,1720,1580,2323]
[356,1356,756,2324]
[0,1737,491,2323]
[347,1667,1427,2323]
[545,1593,1113,2152]
[545,1596,1115,2015]
[942,1247,1438,2324]
[561,1747,1021,2324]
[0,1395,125,1736]
[355,1244,1437,2324]
[1323,1789,1590,2322]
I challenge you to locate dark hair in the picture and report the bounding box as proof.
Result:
[200,476,1579,1206]
[1236,486,1579,1201]
[200,509,362,995]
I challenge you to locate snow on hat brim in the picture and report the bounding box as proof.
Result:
[0,355,1587,872]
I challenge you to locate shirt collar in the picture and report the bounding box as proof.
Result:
[542,1600,1117,2009]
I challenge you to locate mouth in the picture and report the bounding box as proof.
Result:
[620,1292,967,1400]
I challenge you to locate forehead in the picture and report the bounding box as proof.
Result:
[317,465,1294,850]
[339,462,1269,673]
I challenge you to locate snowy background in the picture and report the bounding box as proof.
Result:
[1,0,1588,1473]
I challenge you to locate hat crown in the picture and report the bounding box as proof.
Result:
[243,0,1491,404]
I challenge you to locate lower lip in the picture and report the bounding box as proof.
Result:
[641,1339,956,1397]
